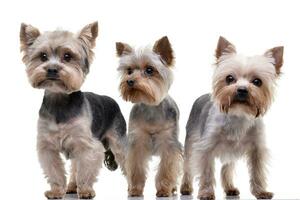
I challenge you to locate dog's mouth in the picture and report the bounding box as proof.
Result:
[120,85,156,104]
[232,95,250,105]
[233,99,249,105]
[230,99,261,117]
[47,77,59,80]
[37,78,64,87]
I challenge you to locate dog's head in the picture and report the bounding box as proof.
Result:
[20,22,98,93]
[212,36,283,117]
[116,36,174,105]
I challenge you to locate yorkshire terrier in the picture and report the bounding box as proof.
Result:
[20,22,127,199]
[116,36,183,197]
[180,36,283,200]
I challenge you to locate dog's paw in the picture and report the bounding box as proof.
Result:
[225,188,240,197]
[254,191,273,199]
[156,188,172,197]
[78,188,95,199]
[128,187,143,197]
[45,189,65,199]
[66,182,77,194]
[198,191,215,200]
[180,182,193,195]
[172,187,177,194]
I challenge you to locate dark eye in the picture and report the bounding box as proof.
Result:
[252,78,262,87]
[145,66,154,76]
[127,68,133,75]
[40,52,48,62]
[226,75,235,84]
[63,53,72,62]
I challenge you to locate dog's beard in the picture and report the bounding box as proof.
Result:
[119,80,166,105]
[27,67,84,93]
[214,89,270,118]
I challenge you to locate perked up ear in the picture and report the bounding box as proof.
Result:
[264,46,284,75]
[215,36,236,59]
[78,21,98,49]
[116,42,133,56]
[153,36,174,66]
[20,23,40,52]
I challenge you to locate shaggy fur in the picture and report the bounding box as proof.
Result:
[116,36,183,197]
[20,22,127,199]
[180,36,283,200]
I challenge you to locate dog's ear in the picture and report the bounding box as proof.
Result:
[20,23,40,52]
[78,21,98,49]
[153,36,174,66]
[264,46,284,75]
[116,42,133,56]
[215,36,236,59]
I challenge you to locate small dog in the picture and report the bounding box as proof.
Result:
[20,22,127,199]
[180,36,283,200]
[116,36,183,197]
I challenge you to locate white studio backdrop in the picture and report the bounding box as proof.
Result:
[0,0,299,199]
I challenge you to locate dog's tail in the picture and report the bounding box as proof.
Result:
[102,135,127,174]
[102,138,119,171]
[101,111,127,173]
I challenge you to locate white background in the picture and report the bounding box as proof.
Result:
[0,0,299,199]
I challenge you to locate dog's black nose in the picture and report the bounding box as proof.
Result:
[236,87,248,101]
[47,68,59,79]
[127,80,135,87]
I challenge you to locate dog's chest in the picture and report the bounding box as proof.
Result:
[212,115,256,162]
[131,100,178,130]
[38,116,92,154]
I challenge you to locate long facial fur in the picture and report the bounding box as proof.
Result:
[212,36,283,117]
[116,36,174,105]
[181,37,282,199]
[20,22,98,93]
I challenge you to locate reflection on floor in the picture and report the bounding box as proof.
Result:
[61,194,241,200]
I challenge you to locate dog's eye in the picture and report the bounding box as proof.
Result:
[40,52,48,62]
[63,53,72,62]
[226,75,235,84]
[145,66,154,76]
[127,68,133,75]
[252,78,262,87]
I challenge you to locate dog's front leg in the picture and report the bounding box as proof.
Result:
[37,138,66,199]
[247,144,273,199]
[70,137,104,199]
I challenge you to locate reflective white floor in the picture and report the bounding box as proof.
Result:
[60,193,242,200]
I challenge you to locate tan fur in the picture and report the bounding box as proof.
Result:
[196,151,216,200]
[212,37,280,118]
[37,112,104,199]
[44,186,65,199]
[66,160,77,194]
[77,21,98,65]
[126,120,182,197]
[20,22,105,199]
[20,22,98,93]
[117,38,174,106]
[119,71,165,105]
[180,133,199,195]
[105,130,127,174]
[116,42,133,56]
[215,36,236,60]
[126,122,151,196]
[264,46,284,75]
[117,37,181,197]
[247,146,273,199]
[20,23,40,60]
[213,76,272,117]
[153,36,174,66]
[221,163,240,196]
[189,37,281,199]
